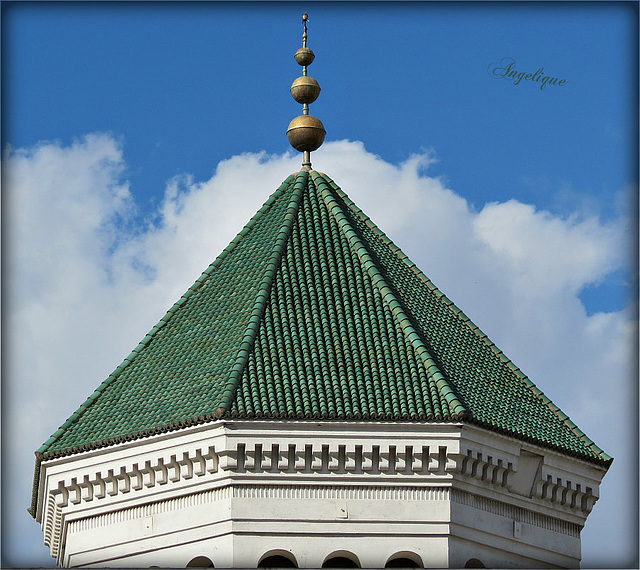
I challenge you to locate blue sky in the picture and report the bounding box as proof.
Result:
[5,2,635,313]
[2,2,637,568]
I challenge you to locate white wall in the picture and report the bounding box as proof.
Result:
[35,420,607,568]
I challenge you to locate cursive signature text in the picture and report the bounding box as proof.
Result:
[488,57,566,91]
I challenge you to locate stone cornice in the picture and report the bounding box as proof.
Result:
[37,420,606,563]
[452,448,599,514]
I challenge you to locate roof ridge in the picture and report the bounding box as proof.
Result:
[35,173,298,458]
[311,171,467,420]
[317,173,610,463]
[214,171,309,416]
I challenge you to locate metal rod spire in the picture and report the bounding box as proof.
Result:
[302,12,308,48]
[286,13,326,172]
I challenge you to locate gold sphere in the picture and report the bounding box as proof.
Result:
[286,115,326,152]
[294,47,315,67]
[290,76,321,104]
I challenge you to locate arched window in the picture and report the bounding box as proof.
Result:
[322,552,361,568]
[258,551,298,568]
[384,552,423,568]
[464,559,485,568]
[186,556,214,567]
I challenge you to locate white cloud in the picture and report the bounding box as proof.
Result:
[3,135,635,567]
[473,200,624,296]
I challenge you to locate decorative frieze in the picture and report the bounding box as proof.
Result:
[44,439,596,517]
[232,484,452,502]
[65,482,580,542]
[451,488,580,537]
[454,448,597,514]
[43,493,63,559]
[234,443,445,475]
[50,446,219,509]
[533,474,596,513]
[456,449,513,487]
[68,486,233,533]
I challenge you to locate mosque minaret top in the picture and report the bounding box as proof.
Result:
[286,13,326,171]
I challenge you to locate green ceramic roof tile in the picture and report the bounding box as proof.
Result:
[34,170,612,472]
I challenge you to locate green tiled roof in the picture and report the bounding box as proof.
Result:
[34,170,612,470]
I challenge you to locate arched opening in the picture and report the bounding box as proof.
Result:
[464,559,485,568]
[186,556,214,568]
[258,551,298,568]
[322,552,360,568]
[384,552,423,568]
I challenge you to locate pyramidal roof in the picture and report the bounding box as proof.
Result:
[35,170,611,468]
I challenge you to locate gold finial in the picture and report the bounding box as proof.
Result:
[287,12,325,171]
